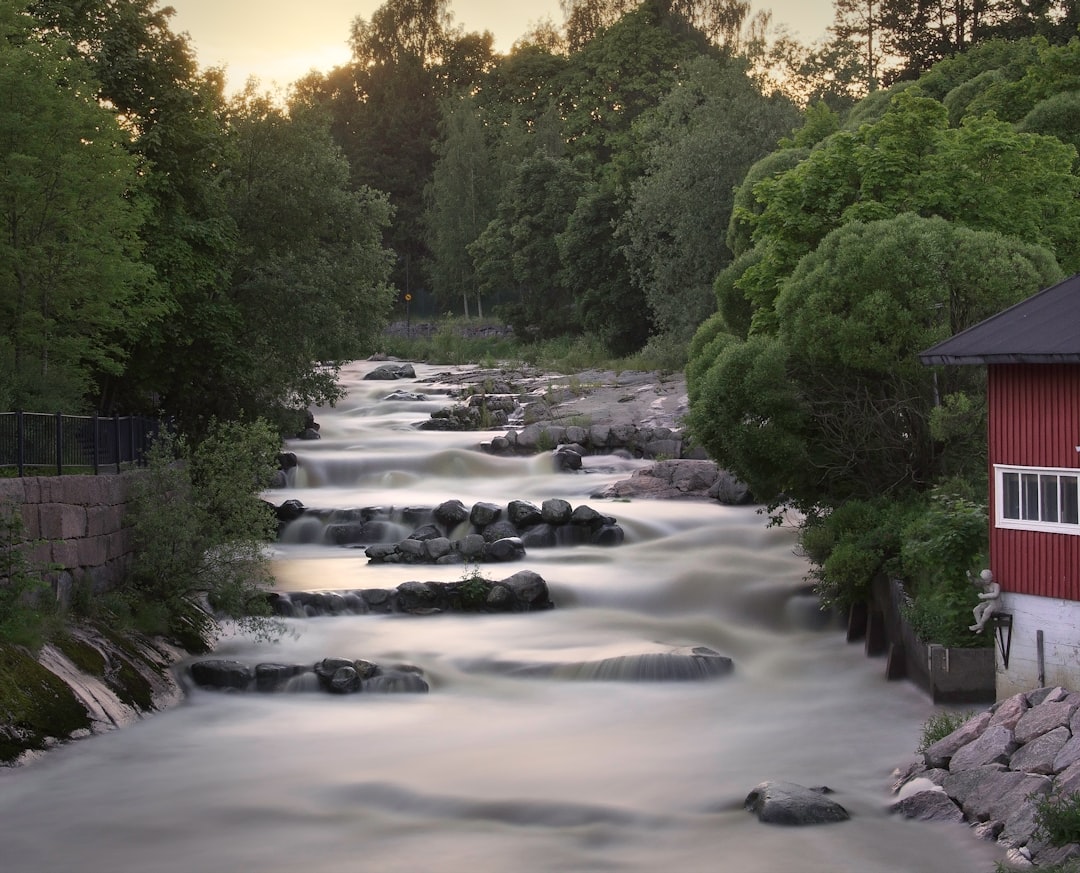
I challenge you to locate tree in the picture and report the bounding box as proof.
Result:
[126,420,283,649]
[425,96,499,317]
[0,6,161,410]
[687,214,1062,508]
[203,88,395,427]
[619,55,799,340]
[737,87,1080,325]
[557,1,707,167]
[470,155,587,342]
[830,0,885,90]
[558,181,653,355]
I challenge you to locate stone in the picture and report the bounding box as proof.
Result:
[519,524,557,548]
[541,498,572,525]
[570,504,604,528]
[941,764,1008,806]
[889,789,964,824]
[1015,700,1078,744]
[959,770,1049,823]
[484,537,525,563]
[424,537,452,561]
[744,782,850,826]
[949,724,1017,771]
[1010,726,1070,775]
[481,520,519,543]
[501,570,552,610]
[469,501,502,527]
[434,499,469,528]
[989,691,1030,730]
[922,710,992,768]
[189,660,252,691]
[507,499,543,527]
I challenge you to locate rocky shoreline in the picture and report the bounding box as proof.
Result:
[891,685,1080,868]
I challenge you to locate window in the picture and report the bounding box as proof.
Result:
[996,465,1080,534]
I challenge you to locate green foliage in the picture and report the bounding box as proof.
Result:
[0,6,161,411]
[917,710,973,752]
[800,497,918,610]
[0,502,56,651]
[454,562,492,610]
[899,487,990,648]
[1035,792,1080,848]
[618,55,799,342]
[124,421,283,648]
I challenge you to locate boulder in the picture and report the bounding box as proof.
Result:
[889,789,964,824]
[189,659,253,691]
[744,782,850,826]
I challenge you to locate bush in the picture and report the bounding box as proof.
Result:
[900,486,990,648]
[1035,791,1080,847]
[801,497,917,610]
[123,419,283,649]
[0,502,57,650]
[917,710,973,752]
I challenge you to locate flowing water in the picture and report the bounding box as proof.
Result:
[0,361,1000,873]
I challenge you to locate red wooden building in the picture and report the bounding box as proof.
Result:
[921,273,1080,697]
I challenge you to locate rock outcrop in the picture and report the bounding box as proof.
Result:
[187,657,429,695]
[275,497,625,561]
[268,570,555,616]
[891,685,1080,868]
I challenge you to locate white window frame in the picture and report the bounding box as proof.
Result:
[995,464,1080,535]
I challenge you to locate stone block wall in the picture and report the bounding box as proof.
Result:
[0,473,139,601]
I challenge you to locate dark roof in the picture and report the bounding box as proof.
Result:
[920,273,1080,365]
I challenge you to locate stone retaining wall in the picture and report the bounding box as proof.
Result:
[0,473,138,600]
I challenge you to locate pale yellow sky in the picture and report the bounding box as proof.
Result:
[167,0,835,94]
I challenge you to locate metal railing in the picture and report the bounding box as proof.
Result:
[0,412,160,476]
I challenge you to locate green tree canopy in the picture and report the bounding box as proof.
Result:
[0,5,161,410]
[687,214,1062,508]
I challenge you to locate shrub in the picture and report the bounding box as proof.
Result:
[917,710,973,752]
[900,486,990,648]
[123,419,283,649]
[1034,791,1080,847]
[0,502,57,650]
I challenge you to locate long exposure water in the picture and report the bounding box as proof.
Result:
[0,361,1000,873]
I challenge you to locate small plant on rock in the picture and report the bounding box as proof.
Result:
[455,563,491,610]
[917,710,973,752]
[1034,791,1080,847]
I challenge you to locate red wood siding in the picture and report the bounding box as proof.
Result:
[988,364,1080,599]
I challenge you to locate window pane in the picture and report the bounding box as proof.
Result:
[1062,476,1079,525]
[1041,475,1059,522]
[1002,472,1020,519]
[1022,473,1041,520]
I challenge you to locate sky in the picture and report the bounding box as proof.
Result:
[167,0,836,95]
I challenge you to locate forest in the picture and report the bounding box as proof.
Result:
[3,0,1080,635]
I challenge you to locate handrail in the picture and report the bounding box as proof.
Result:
[0,411,160,476]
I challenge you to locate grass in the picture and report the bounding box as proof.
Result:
[375,318,689,374]
[917,710,974,752]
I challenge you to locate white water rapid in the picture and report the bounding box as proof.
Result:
[0,361,1000,873]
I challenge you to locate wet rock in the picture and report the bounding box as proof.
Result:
[481,520,520,543]
[470,501,502,527]
[484,537,525,563]
[364,363,416,380]
[744,782,850,826]
[189,660,253,691]
[254,663,307,692]
[275,498,305,521]
[434,498,469,528]
[541,498,572,525]
[507,500,543,527]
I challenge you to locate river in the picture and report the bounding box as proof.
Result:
[0,360,1000,872]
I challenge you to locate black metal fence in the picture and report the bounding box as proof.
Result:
[0,412,160,476]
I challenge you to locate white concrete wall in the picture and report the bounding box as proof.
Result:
[996,592,1080,698]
